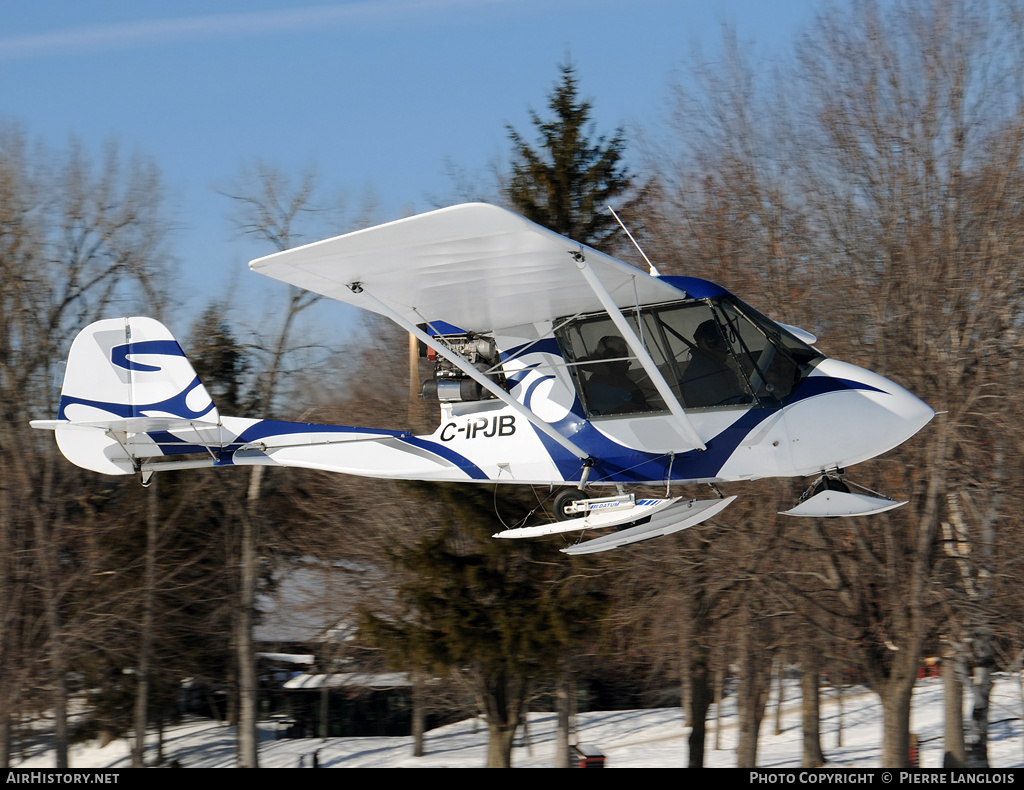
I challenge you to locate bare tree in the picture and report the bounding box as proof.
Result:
[0,130,168,767]
[794,0,1024,765]
[650,0,1024,767]
[223,162,318,767]
[219,160,374,767]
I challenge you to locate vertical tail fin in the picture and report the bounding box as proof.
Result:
[58,316,219,426]
[33,317,220,475]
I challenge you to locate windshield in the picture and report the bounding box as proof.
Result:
[554,297,822,418]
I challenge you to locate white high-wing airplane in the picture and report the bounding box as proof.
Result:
[32,203,934,554]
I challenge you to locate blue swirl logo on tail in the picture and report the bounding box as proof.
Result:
[58,339,216,422]
[111,340,184,373]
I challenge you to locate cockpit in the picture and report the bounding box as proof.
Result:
[554,295,824,419]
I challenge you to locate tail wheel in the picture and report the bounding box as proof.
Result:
[553,488,588,522]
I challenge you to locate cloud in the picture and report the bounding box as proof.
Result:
[0,0,505,60]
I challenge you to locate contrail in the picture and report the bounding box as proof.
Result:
[0,0,506,60]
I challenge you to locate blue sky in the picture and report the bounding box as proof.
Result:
[0,0,820,321]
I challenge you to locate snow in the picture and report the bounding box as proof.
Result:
[11,675,1024,768]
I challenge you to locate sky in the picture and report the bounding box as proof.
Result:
[0,0,822,327]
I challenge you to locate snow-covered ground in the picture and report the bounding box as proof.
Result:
[12,675,1024,768]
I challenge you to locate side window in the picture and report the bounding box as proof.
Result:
[653,305,754,408]
[715,300,821,405]
[559,317,657,417]
[555,298,818,418]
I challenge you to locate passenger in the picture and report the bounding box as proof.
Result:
[682,320,745,407]
[758,354,799,403]
[584,335,649,415]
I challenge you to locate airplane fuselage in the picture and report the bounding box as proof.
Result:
[183,281,933,489]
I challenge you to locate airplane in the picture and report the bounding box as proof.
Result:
[31,203,934,555]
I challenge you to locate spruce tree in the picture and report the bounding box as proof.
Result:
[360,484,606,768]
[187,304,250,412]
[505,63,631,252]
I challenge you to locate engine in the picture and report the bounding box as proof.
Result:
[420,333,505,402]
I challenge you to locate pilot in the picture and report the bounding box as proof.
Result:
[682,320,745,407]
[584,335,649,415]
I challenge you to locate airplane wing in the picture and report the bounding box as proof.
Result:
[249,203,685,332]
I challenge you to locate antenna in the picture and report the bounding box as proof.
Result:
[608,205,660,277]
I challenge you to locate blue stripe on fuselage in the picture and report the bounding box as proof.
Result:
[397,436,489,480]
[139,419,489,481]
[523,375,886,485]
[142,421,412,462]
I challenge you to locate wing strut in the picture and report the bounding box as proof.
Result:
[573,258,707,452]
[351,285,591,462]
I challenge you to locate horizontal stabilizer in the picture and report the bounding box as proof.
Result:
[780,490,906,517]
[30,418,223,476]
[562,496,737,555]
[31,416,219,433]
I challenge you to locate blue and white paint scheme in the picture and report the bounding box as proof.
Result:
[33,204,934,553]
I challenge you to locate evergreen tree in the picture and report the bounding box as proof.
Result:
[505,63,631,251]
[187,304,250,412]
[360,484,606,768]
